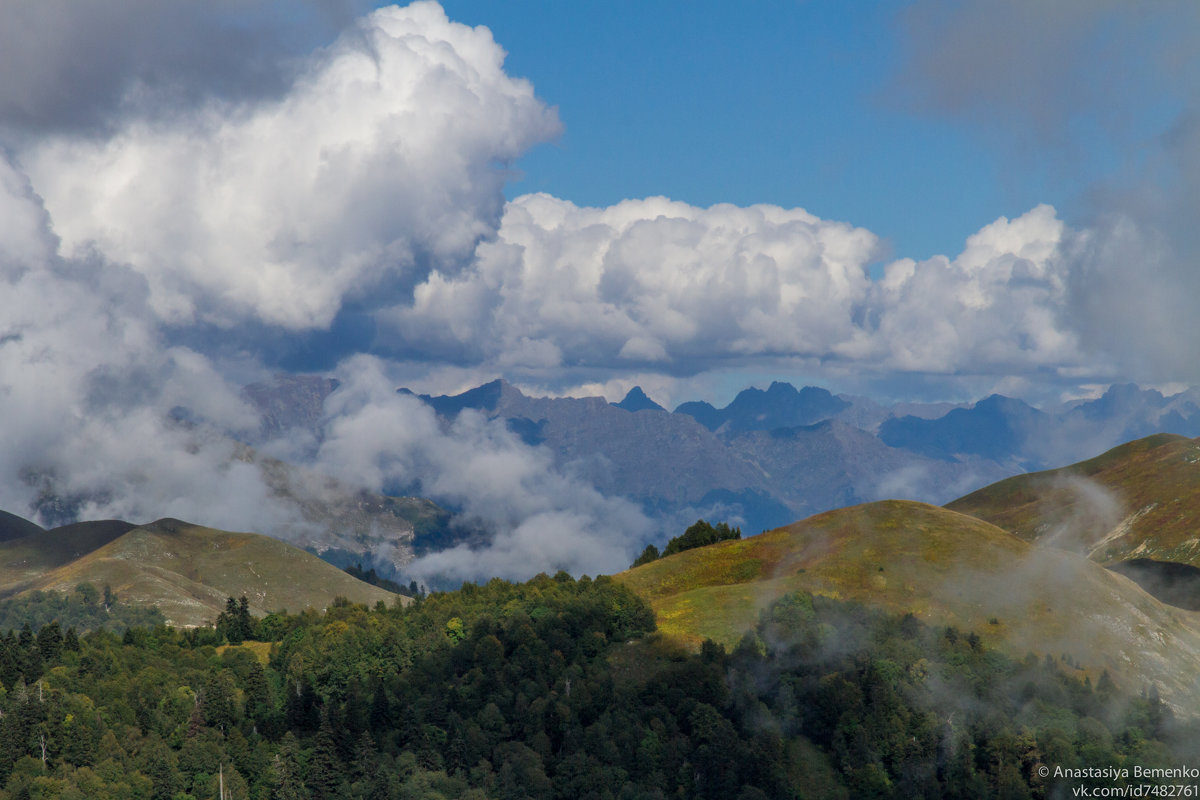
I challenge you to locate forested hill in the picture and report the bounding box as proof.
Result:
[0,573,1192,798]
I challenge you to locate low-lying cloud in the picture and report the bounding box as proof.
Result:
[309,357,653,580]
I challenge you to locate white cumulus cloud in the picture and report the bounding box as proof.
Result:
[20,1,560,331]
[853,204,1082,374]
[387,194,1091,382]
[388,193,881,369]
[0,152,297,531]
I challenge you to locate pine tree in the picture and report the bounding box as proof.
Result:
[242,660,273,729]
[237,596,254,641]
[36,621,63,664]
[141,735,178,800]
[0,630,18,689]
[18,624,41,681]
[270,732,310,800]
[217,597,243,645]
[350,729,378,786]
[306,710,344,800]
[368,678,392,734]
[202,671,238,733]
[631,543,660,568]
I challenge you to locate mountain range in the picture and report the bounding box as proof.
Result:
[229,375,1200,576]
[15,374,1193,603]
[392,378,1200,535]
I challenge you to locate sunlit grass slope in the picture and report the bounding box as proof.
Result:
[947,434,1200,565]
[0,520,136,592]
[0,518,399,627]
[616,500,1200,709]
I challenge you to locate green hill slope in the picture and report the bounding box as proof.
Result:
[0,520,137,595]
[0,518,399,627]
[946,433,1200,565]
[617,500,1200,709]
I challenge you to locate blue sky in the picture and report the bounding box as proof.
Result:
[431,0,1125,264]
[438,0,998,262]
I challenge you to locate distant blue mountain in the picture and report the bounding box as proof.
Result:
[674,382,850,432]
[1066,383,1200,441]
[879,394,1051,464]
[1071,383,1163,423]
[392,379,1002,536]
[672,400,724,430]
[613,386,665,413]
[407,378,508,416]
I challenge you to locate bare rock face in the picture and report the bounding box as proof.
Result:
[242,374,340,443]
[614,386,665,413]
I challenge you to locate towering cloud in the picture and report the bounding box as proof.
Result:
[388,194,1088,381]
[859,204,1080,374]
[0,150,286,529]
[21,2,560,330]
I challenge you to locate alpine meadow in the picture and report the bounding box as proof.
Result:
[3,2,1200,798]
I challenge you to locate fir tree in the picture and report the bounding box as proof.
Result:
[306,711,344,800]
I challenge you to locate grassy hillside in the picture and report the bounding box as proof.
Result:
[947,433,1200,565]
[0,517,400,627]
[0,520,136,594]
[616,500,1200,709]
[0,510,42,542]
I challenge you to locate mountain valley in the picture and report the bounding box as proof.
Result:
[6,408,1200,796]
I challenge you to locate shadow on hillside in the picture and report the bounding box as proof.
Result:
[1110,559,1200,611]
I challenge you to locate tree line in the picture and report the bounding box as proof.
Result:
[631,519,742,568]
[0,574,1192,798]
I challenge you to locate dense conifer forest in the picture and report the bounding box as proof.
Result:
[0,573,1192,799]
